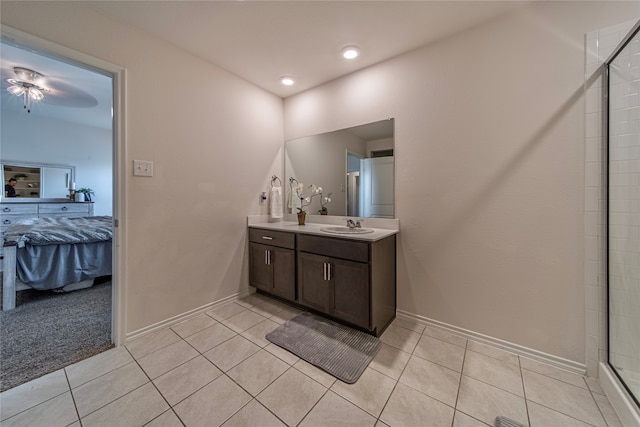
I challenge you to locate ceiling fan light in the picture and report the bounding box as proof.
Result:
[28,87,44,101]
[7,85,26,96]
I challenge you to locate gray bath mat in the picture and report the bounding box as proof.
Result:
[265,312,381,384]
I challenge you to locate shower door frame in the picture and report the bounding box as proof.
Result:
[605,19,640,410]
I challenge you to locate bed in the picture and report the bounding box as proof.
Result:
[2,216,112,310]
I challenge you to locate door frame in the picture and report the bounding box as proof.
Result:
[2,25,127,345]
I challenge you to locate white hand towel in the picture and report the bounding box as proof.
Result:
[270,186,283,219]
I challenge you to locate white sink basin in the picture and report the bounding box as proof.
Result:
[320,226,374,234]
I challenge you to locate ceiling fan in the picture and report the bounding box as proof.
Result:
[2,65,99,113]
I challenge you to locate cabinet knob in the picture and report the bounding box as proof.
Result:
[3,207,10,212]
[61,206,68,211]
[3,219,11,225]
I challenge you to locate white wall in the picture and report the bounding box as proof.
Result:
[285,2,639,364]
[1,1,284,333]
[1,110,113,215]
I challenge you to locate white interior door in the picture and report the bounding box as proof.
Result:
[360,156,394,218]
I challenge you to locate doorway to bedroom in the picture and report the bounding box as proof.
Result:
[0,29,123,391]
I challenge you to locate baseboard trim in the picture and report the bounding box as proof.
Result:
[599,362,640,427]
[396,310,586,375]
[125,288,254,342]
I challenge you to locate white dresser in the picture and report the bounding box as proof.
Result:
[0,200,94,262]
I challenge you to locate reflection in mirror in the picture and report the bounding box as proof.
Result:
[285,119,394,218]
[2,161,75,199]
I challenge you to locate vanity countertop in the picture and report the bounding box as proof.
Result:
[248,215,398,242]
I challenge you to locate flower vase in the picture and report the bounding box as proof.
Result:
[320,211,328,215]
[297,211,306,225]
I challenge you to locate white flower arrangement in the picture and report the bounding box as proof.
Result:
[297,184,331,213]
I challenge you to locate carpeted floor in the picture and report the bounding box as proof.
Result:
[0,278,113,392]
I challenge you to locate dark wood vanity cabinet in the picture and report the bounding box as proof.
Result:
[297,234,396,336]
[249,229,295,302]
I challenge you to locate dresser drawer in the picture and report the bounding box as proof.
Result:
[249,228,295,249]
[298,234,369,263]
[38,203,89,215]
[1,216,34,232]
[1,204,38,215]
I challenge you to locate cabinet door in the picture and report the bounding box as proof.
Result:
[331,258,370,329]
[297,252,331,312]
[250,243,273,291]
[271,246,295,301]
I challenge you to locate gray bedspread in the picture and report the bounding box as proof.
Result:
[3,216,112,247]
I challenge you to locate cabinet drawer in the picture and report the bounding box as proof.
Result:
[38,203,89,215]
[1,216,32,232]
[1,204,38,215]
[298,234,368,263]
[249,228,295,249]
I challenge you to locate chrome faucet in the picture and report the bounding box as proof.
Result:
[346,218,362,229]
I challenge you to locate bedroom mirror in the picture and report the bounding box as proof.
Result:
[1,161,75,199]
[285,118,395,218]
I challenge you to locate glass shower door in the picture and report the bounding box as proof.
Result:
[608,26,640,405]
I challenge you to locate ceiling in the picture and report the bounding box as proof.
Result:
[0,1,522,128]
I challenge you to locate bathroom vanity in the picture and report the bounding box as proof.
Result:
[248,219,397,336]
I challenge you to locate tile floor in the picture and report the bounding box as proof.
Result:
[0,292,624,427]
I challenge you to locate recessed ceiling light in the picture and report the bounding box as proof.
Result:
[280,76,295,86]
[342,46,360,60]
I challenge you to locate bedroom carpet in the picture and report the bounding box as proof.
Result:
[0,279,113,392]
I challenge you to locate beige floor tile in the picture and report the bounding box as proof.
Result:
[81,383,169,427]
[0,391,77,427]
[125,328,182,359]
[257,368,327,426]
[270,306,303,324]
[520,357,587,389]
[414,334,465,372]
[374,421,390,427]
[294,359,337,388]
[153,355,222,406]
[462,350,524,396]
[206,302,248,322]
[171,313,218,338]
[522,369,605,427]
[222,399,286,427]
[65,346,134,389]
[225,310,268,333]
[264,342,300,365]
[72,362,148,418]
[379,324,421,353]
[368,343,411,380]
[185,322,237,353]
[204,335,262,372]
[380,382,454,427]
[391,316,426,334]
[145,409,184,427]
[331,368,396,417]
[585,377,605,395]
[300,390,376,427]
[246,298,290,318]
[399,355,460,407]
[456,376,528,427]
[452,411,491,427]
[241,318,280,347]
[138,339,200,379]
[227,349,290,396]
[423,325,468,348]
[0,369,69,421]
[174,375,252,427]
[236,293,270,309]
[527,401,593,427]
[593,392,624,427]
[466,340,519,366]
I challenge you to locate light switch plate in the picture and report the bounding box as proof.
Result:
[133,160,153,177]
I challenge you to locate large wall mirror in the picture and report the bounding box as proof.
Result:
[2,161,75,199]
[285,119,394,218]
